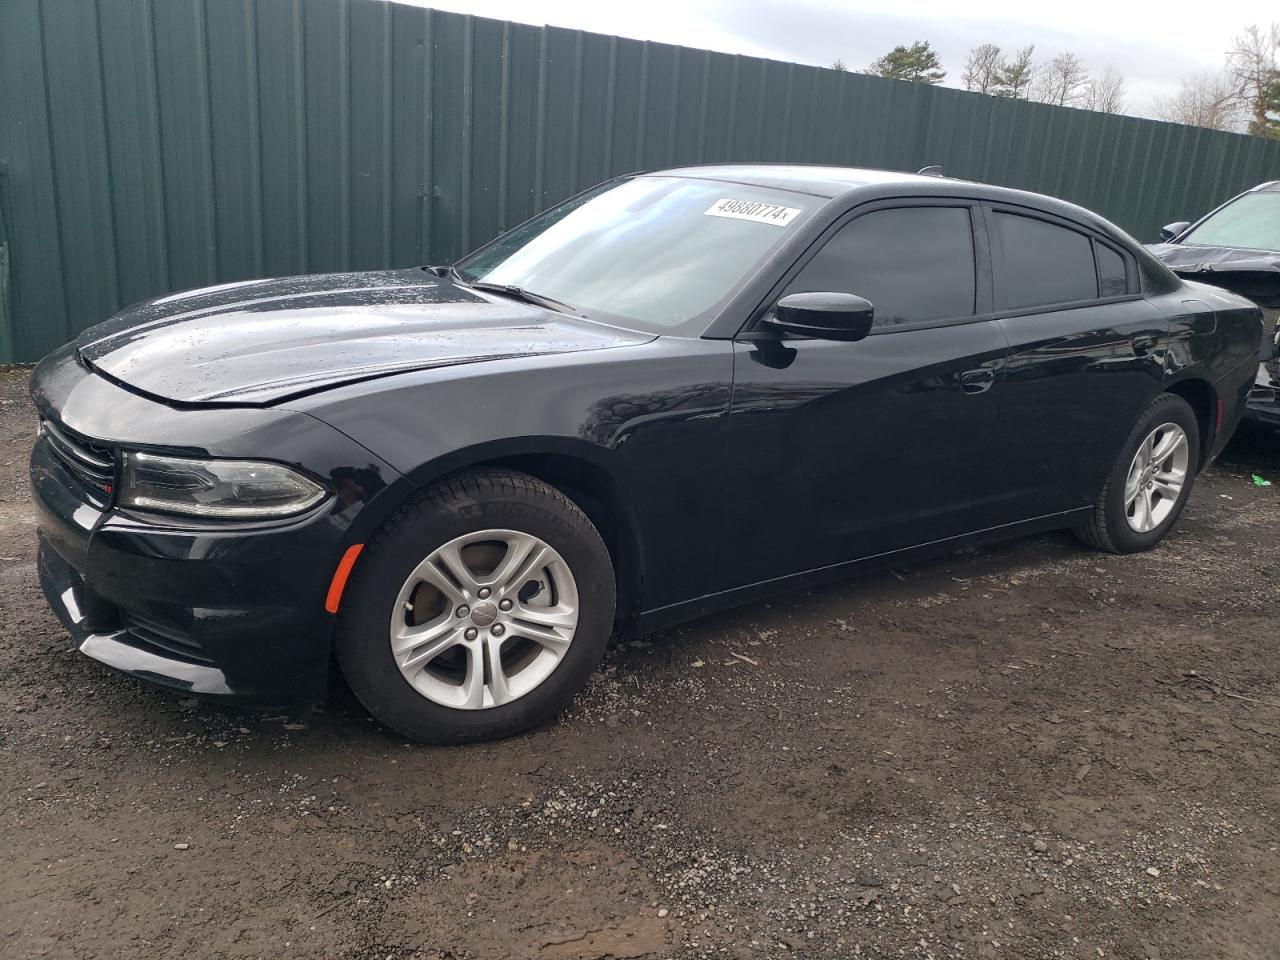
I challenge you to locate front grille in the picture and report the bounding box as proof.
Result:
[41,419,116,501]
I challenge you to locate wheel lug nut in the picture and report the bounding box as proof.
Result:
[456,605,470,618]
[464,627,478,641]
[477,587,491,599]
[499,599,512,611]
[491,624,505,637]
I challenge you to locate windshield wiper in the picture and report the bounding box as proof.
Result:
[464,280,582,316]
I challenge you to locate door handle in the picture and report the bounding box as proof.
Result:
[1131,334,1158,356]
[958,368,994,394]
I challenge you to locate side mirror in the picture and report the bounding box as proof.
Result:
[1159,221,1191,243]
[766,292,875,342]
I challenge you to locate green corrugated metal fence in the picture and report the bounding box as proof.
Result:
[2,0,1279,363]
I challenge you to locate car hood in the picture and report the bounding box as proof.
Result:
[1147,242,1280,308]
[75,269,652,405]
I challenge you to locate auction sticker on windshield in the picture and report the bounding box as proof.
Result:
[704,198,801,227]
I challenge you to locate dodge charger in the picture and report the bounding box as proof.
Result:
[30,165,1264,742]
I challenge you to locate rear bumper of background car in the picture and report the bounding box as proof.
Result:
[1243,308,1280,429]
[1245,361,1280,429]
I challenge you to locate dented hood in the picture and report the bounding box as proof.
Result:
[1148,243,1280,308]
[75,269,651,405]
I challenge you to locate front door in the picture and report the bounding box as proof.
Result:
[720,202,1008,589]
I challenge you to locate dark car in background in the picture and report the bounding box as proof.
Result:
[1148,181,1280,432]
[30,165,1265,743]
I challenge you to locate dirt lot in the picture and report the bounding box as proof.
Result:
[1,365,1278,960]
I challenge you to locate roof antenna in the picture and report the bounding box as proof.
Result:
[917,165,944,177]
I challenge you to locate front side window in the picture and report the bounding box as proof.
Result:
[1181,191,1280,253]
[456,176,819,335]
[783,206,976,328]
[995,213,1098,309]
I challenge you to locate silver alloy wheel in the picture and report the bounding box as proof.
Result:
[1123,421,1190,533]
[389,529,579,710]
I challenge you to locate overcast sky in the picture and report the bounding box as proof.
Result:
[396,0,1275,117]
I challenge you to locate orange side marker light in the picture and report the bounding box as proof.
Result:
[324,544,365,614]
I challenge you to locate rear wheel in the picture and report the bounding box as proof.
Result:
[336,471,615,743]
[1074,393,1200,553]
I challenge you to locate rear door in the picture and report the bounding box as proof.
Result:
[721,200,1008,588]
[978,206,1168,524]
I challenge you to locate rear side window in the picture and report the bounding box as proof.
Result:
[995,213,1097,309]
[785,206,976,328]
[1096,243,1128,297]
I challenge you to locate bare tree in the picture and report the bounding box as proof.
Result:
[1085,66,1127,115]
[1030,52,1090,107]
[830,59,848,72]
[1226,23,1280,137]
[1153,72,1242,131]
[962,43,1003,94]
[994,45,1036,99]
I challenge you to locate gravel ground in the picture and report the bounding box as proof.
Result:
[1,365,1278,960]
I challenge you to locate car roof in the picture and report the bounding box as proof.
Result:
[645,162,1111,221]
[644,162,1126,238]
[645,163,947,198]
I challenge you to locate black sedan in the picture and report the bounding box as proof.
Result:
[1148,180,1280,431]
[30,165,1264,743]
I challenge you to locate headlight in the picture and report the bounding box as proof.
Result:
[119,452,327,519]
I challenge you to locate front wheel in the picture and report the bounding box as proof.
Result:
[336,471,615,743]
[1074,393,1200,553]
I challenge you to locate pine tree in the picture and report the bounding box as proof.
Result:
[994,45,1036,99]
[1249,75,1280,138]
[868,41,945,84]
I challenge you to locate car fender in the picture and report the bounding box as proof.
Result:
[286,336,737,616]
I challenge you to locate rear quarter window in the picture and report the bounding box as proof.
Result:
[1096,243,1128,297]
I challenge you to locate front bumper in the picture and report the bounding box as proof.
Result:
[38,534,236,696]
[28,348,400,705]
[32,430,345,704]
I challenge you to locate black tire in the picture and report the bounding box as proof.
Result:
[336,470,615,744]
[1073,393,1201,553]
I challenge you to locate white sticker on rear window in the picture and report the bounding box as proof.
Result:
[704,198,801,227]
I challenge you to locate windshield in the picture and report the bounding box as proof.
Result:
[1182,191,1280,253]
[455,176,818,335]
